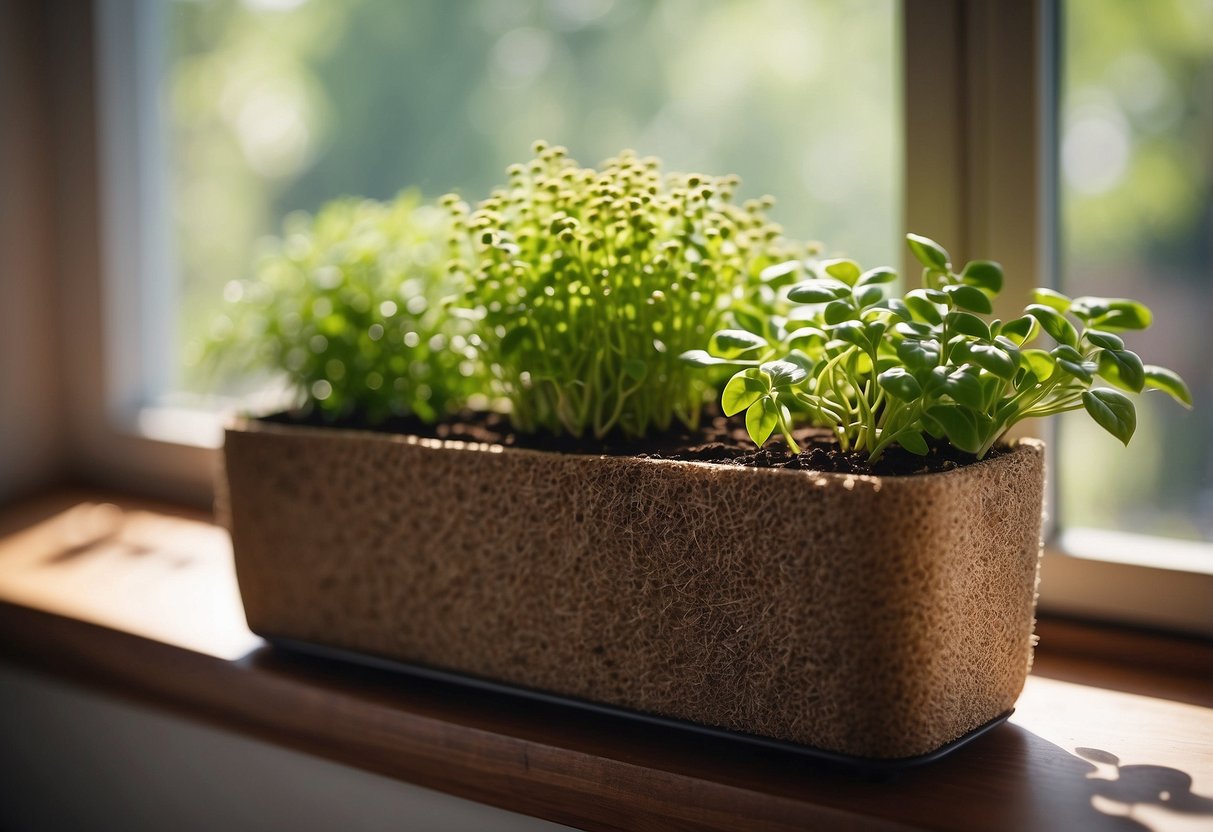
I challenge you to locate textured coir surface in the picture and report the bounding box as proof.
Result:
[220,421,1045,759]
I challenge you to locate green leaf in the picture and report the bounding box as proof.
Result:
[854,284,885,308]
[1143,365,1193,407]
[680,349,739,367]
[1056,358,1093,383]
[894,429,929,455]
[784,327,827,350]
[1096,349,1145,393]
[944,284,993,314]
[1026,304,1078,347]
[878,367,923,401]
[731,308,766,335]
[759,259,802,284]
[1000,316,1038,345]
[1084,329,1124,350]
[823,299,856,325]
[784,306,819,326]
[960,260,1003,293]
[857,306,887,324]
[898,338,941,372]
[722,368,769,416]
[623,359,648,381]
[968,343,1016,379]
[945,310,992,341]
[762,359,808,388]
[981,373,1005,408]
[1073,297,1152,331]
[1049,345,1091,381]
[783,350,816,375]
[853,350,874,376]
[943,366,985,409]
[1090,300,1153,331]
[882,297,912,321]
[1031,288,1072,313]
[746,396,780,446]
[994,335,1023,355]
[1052,344,1083,363]
[787,278,852,304]
[710,329,769,358]
[858,266,898,286]
[864,320,888,345]
[829,323,868,349]
[1020,349,1055,381]
[822,258,862,285]
[904,289,943,325]
[906,233,951,272]
[1082,389,1137,445]
[920,411,944,438]
[926,404,982,453]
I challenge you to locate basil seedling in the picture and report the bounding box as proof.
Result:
[685,234,1192,461]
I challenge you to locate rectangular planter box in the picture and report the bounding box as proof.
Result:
[220,419,1044,760]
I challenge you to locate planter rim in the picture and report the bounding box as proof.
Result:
[226,414,1044,485]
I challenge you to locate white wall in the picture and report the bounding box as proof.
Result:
[0,0,66,501]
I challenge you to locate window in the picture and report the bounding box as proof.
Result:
[162,0,900,401]
[89,0,1212,632]
[1035,0,1213,634]
[1058,0,1213,546]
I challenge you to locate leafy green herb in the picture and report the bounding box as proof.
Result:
[206,192,475,423]
[686,234,1192,460]
[447,141,803,439]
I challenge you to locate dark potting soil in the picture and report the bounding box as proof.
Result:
[260,408,1005,476]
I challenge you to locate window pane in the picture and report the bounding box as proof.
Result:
[166,0,901,396]
[1059,0,1213,542]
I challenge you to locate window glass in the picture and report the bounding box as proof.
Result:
[165,0,901,395]
[1059,0,1213,542]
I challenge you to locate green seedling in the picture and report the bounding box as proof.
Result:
[447,141,802,439]
[685,234,1192,460]
[207,192,476,423]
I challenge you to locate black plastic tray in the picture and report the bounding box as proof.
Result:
[269,636,1012,774]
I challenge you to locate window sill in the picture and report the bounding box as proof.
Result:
[0,489,1210,831]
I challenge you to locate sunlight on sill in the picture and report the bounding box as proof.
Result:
[129,387,294,450]
[136,406,225,450]
[1058,528,1213,576]
[0,498,256,659]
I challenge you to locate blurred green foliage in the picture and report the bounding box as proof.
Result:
[1060,0,1213,541]
[173,0,900,392]
[1062,0,1213,266]
[208,192,474,423]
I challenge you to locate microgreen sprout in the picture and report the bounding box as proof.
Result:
[685,234,1192,460]
[446,141,802,439]
[208,192,476,423]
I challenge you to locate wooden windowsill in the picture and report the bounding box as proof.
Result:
[0,489,1210,831]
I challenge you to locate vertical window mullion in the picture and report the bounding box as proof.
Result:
[902,0,1053,315]
[95,0,174,418]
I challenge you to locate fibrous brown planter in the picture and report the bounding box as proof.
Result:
[220,419,1044,760]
